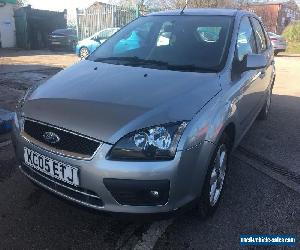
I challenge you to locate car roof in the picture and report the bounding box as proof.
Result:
[148,8,247,16]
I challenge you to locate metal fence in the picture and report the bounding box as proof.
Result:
[76,2,138,40]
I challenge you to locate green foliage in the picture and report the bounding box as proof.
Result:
[282,21,300,42]
[286,42,300,54]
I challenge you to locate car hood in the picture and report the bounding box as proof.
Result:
[24,60,221,144]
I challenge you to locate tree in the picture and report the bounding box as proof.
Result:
[117,0,239,11]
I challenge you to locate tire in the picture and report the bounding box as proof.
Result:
[274,51,279,56]
[257,86,273,120]
[79,47,90,59]
[195,133,231,219]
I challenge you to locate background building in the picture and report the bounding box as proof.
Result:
[14,5,67,49]
[0,0,17,48]
[248,0,300,34]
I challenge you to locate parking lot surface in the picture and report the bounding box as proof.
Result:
[0,50,299,249]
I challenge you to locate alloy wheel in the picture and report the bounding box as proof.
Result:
[80,47,89,59]
[209,144,227,207]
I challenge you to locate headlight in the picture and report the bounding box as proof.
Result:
[108,122,188,161]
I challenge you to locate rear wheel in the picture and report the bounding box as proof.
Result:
[79,47,90,59]
[195,133,230,218]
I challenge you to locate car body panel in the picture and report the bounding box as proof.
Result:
[13,9,275,214]
[49,29,78,50]
[24,60,221,144]
[13,122,215,213]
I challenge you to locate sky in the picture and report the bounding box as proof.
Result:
[27,0,110,12]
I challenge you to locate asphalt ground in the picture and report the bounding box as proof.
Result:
[0,50,299,249]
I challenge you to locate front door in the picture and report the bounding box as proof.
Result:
[231,16,266,133]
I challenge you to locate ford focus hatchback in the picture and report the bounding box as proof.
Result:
[12,9,275,217]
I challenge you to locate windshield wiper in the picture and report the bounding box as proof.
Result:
[94,56,169,67]
[94,57,217,72]
[166,64,218,73]
[94,56,138,63]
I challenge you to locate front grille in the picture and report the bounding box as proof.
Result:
[21,164,104,207]
[23,119,101,158]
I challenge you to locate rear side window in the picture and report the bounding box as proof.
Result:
[236,17,257,61]
[251,18,267,53]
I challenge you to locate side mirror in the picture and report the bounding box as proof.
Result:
[246,54,267,70]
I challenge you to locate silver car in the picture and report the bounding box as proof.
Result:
[12,9,275,217]
[268,32,288,55]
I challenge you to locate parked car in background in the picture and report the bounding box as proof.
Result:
[76,27,120,59]
[268,32,287,55]
[49,28,78,51]
[13,9,275,218]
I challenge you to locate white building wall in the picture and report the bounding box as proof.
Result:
[0,3,16,48]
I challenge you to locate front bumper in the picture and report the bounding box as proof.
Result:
[12,121,214,214]
[50,40,69,47]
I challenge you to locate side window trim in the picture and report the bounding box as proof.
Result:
[234,15,257,61]
[249,16,259,54]
[250,17,268,53]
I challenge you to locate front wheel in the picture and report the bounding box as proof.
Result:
[195,133,230,218]
[79,47,90,59]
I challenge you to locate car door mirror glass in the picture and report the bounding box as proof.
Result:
[246,54,267,70]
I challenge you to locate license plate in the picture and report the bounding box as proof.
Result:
[52,42,61,45]
[24,147,79,186]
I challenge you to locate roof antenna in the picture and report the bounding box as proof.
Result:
[180,0,188,15]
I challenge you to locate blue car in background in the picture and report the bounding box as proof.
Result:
[76,28,120,59]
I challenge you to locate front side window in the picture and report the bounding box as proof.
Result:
[251,18,267,53]
[89,15,234,72]
[236,17,257,62]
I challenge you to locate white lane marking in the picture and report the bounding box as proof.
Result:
[116,223,142,249]
[133,219,173,250]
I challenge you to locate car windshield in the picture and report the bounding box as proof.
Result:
[89,15,233,73]
[92,28,119,40]
[53,29,75,35]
